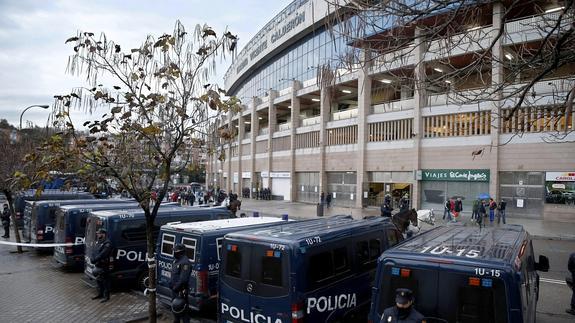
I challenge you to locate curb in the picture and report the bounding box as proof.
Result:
[532,234,575,241]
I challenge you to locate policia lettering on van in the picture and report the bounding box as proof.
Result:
[368,224,550,323]
[219,215,403,323]
[83,205,231,290]
[156,216,291,311]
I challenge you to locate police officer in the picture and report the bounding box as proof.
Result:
[380,288,425,323]
[90,228,113,302]
[171,243,191,323]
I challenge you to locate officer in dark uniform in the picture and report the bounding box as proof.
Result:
[380,288,425,323]
[1,204,11,238]
[171,243,192,323]
[90,228,113,302]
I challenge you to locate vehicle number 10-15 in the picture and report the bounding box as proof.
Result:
[474,268,500,277]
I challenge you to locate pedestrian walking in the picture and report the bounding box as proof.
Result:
[90,228,113,302]
[2,204,10,238]
[489,198,497,223]
[325,192,332,208]
[320,191,325,206]
[380,288,424,323]
[477,200,486,228]
[453,198,463,221]
[171,243,192,323]
[442,199,451,221]
[497,199,507,224]
[472,198,480,221]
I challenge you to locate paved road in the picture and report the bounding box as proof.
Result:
[1,234,573,322]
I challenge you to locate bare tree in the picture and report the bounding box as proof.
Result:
[323,0,574,144]
[45,21,239,322]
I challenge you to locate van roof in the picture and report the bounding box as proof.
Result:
[225,215,393,247]
[162,216,286,233]
[384,224,527,264]
[90,205,228,219]
[58,202,139,211]
[28,199,131,207]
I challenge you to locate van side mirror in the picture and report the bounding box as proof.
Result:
[535,255,549,272]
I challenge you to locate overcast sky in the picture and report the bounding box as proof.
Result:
[0,0,291,128]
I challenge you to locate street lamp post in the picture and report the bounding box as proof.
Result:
[19,104,50,129]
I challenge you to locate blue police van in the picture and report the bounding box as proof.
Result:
[13,190,94,228]
[22,198,129,246]
[83,205,232,290]
[156,216,291,311]
[218,215,403,323]
[368,224,550,323]
[53,202,141,269]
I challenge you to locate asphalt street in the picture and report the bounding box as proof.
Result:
[1,233,573,322]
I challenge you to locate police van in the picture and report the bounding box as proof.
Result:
[13,190,94,228]
[53,202,141,269]
[219,215,403,323]
[156,216,292,311]
[83,205,232,290]
[368,224,550,323]
[22,198,129,246]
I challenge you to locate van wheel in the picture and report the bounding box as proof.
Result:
[137,272,149,292]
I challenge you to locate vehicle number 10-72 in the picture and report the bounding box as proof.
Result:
[305,236,321,246]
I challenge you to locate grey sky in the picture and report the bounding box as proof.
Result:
[0,0,291,128]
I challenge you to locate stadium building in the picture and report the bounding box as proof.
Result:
[207,0,575,221]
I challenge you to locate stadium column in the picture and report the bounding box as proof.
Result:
[250,98,259,198]
[237,111,245,196]
[267,90,278,192]
[490,2,504,200]
[290,81,302,202]
[226,110,233,193]
[412,26,427,210]
[356,49,372,208]
[319,83,331,198]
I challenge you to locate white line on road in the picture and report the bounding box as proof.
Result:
[540,277,567,285]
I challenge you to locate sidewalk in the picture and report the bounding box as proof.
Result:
[237,199,575,241]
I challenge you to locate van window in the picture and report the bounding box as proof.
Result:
[119,221,147,242]
[216,238,224,261]
[333,247,349,274]
[181,237,197,262]
[261,254,282,287]
[309,251,333,283]
[161,233,175,256]
[225,247,242,278]
[357,239,381,270]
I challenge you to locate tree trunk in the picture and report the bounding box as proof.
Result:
[146,216,157,323]
[3,191,23,253]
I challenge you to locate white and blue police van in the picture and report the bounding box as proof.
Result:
[368,224,550,323]
[83,205,232,290]
[156,215,292,311]
[22,198,128,247]
[53,201,140,269]
[13,190,94,229]
[218,215,403,323]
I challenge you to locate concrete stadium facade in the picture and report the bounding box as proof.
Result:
[207,0,575,221]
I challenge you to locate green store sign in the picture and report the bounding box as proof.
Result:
[422,169,490,182]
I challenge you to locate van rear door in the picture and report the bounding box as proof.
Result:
[220,241,290,323]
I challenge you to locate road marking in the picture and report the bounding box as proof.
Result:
[540,277,567,285]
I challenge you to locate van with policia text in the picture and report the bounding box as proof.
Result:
[156,215,292,311]
[218,215,403,323]
[22,198,129,247]
[368,224,550,323]
[83,205,232,290]
[13,189,94,229]
[53,201,141,269]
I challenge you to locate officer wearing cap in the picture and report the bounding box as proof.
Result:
[90,228,113,302]
[380,288,425,323]
[171,243,191,323]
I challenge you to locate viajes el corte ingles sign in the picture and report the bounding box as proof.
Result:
[422,169,490,182]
